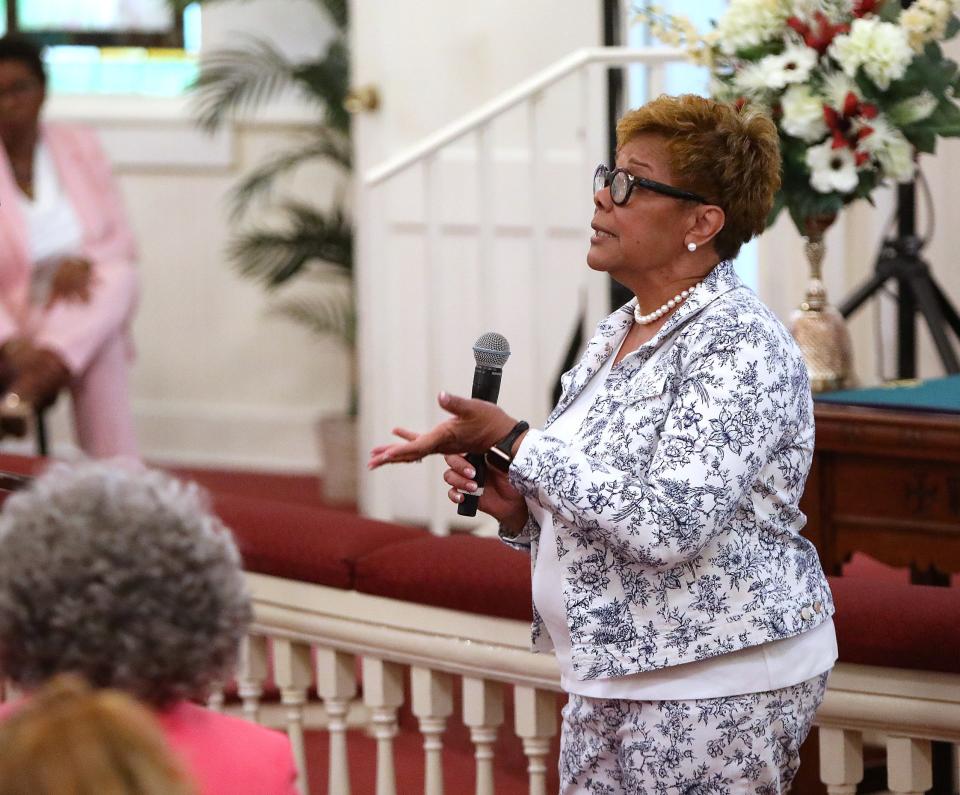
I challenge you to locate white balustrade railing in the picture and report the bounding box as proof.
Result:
[355,47,687,534]
[230,572,960,795]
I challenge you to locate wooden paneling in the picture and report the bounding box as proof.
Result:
[802,404,960,584]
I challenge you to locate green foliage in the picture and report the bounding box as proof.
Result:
[230,202,352,287]
[229,132,351,220]
[173,0,356,360]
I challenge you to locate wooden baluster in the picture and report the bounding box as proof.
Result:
[411,666,454,795]
[514,686,557,795]
[363,657,404,795]
[237,635,269,724]
[462,677,504,795]
[887,736,933,795]
[2,681,21,704]
[819,728,864,795]
[206,682,225,713]
[316,647,357,795]
[273,639,313,795]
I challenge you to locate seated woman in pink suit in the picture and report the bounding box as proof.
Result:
[0,34,138,458]
[0,461,300,795]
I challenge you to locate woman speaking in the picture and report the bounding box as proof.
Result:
[370,94,836,793]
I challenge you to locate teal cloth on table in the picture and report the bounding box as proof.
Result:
[815,375,960,413]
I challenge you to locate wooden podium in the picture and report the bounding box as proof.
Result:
[802,378,960,584]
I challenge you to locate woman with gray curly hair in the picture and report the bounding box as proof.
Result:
[0,461,299,795]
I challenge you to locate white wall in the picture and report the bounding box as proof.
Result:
[31,1,960,481]
[35,0,346,471]
[27,0,605,475]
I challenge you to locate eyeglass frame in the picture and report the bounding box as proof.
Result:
[593,164,714,207]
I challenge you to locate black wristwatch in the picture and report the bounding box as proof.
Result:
[486,420,529,473]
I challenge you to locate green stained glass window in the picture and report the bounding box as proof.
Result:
[0,1,200,96]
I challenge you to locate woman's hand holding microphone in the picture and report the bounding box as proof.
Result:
[368,391,529,532]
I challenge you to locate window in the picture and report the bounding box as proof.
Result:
[1,1,201,96]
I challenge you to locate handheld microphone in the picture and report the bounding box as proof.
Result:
[458,332,511,517]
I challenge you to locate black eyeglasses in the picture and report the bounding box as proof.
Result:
[593,164,713,206]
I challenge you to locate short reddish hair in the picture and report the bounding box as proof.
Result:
[616,94,781,260]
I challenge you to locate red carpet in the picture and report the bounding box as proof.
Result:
[304,676,562,795]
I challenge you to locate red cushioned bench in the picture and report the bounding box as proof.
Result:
[215,491,960,676]
[2,456,958,674]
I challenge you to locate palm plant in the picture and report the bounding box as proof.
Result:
[170,0,356,410]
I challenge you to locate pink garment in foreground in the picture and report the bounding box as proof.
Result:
[157,701,300,795]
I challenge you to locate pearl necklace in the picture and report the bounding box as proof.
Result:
[633,282,701,325]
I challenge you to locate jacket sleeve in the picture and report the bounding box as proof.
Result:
[32,127,139,373]
[498,511,540,552]
[507,323,810,571]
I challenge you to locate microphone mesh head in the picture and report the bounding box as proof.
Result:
[473,332,510,368]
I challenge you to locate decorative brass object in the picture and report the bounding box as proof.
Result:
[343,85,381,114]
[789,233,856,393]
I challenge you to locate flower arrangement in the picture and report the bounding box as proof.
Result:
[640,0,960,235]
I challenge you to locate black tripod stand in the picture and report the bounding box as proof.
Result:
[838,181,960,378]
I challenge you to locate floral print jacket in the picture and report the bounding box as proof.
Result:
[502,260,834,681]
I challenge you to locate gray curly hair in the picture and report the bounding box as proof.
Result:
[0,461,251,707]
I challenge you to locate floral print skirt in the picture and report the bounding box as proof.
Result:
[559,671,829,794]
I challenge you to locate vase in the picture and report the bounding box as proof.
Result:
[788,234,855,392]
[316,413,359,506]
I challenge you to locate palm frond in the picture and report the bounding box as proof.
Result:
[230,202,353,287]
[269,292,355,349]
[293,37,351,134]
[191,37,297,132]
[229,131,351,220]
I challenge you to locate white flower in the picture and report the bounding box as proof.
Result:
[899,0,952,52]
[828,17,913,90]
[735,61,775,95]
[806,140,860,193]
[858,117,916,181]
[877,136,915,181]
[887,91,938,125]
[716,0,790,55]
[781,84,829,141]
[759,44,819,89]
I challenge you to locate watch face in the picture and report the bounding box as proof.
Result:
[485,450,511,473]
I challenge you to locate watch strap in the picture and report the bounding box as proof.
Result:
[486,420,529,472]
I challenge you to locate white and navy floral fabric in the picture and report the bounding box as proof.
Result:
[503,260,834,681]
[559,672,828,794]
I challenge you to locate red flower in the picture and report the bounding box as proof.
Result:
[842,91,859,117]
[853,0,882,17]
[823,95,876,154]
[788,12,850,53]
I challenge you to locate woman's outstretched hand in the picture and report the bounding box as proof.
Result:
[372,425,529,528]
[368,391,517,467]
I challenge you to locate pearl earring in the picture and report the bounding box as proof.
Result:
[687,241,697,252]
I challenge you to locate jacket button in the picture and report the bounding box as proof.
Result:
[800,607,813,621]
[813,601,823,613]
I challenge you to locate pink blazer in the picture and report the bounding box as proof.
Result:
[0,122,139,373]
[0,698,300,795]
[157,701,300,795]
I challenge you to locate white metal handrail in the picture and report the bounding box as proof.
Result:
[364,46,685,187]
[356,46,687,529]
